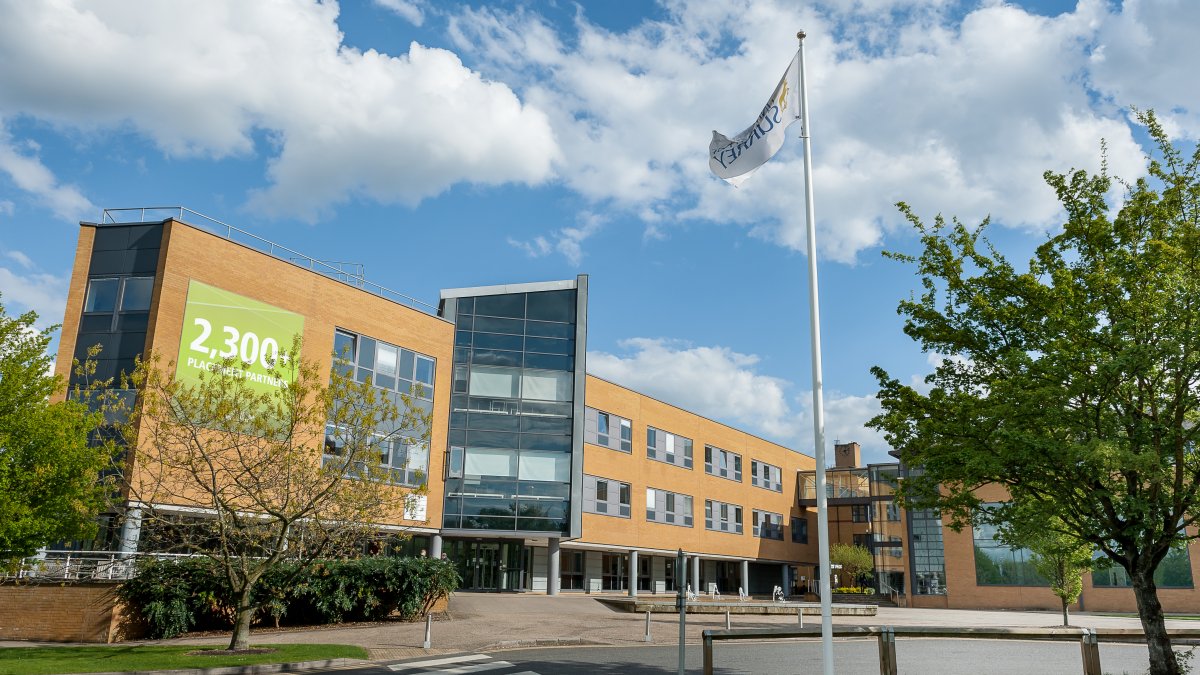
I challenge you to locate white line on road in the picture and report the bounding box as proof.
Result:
[435,661,516,674]
[388,654,491,671]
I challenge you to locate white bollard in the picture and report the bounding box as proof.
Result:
[644,610,652,642]
[725,610,731,630]
[423,613,432,649]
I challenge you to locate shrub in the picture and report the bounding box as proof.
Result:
[119,556,459,639]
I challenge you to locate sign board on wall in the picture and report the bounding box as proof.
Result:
[175,280,305,394]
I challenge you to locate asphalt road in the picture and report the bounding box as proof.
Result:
[343,639,1163,675]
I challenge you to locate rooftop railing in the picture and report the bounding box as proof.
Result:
[100,207,439,315]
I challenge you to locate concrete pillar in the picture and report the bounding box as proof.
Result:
[628,549,638,597]
[741,559,750,594]
[781,564,790,596]
[430,534,443,560]
[118,507,143,558]
[691,554,701,594]
[548,538,561,596]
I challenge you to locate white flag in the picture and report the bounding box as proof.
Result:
[709,54,800,187]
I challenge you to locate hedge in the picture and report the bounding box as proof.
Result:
[118,556,459,639]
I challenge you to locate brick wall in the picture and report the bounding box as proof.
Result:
[0,582,134,643]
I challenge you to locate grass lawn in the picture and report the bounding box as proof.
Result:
[0,643,368,675]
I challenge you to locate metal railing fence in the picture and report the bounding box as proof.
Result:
[701,624,1200,675]
[2,550,197,582]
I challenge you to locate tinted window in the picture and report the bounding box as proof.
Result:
[85,278,119,312]
[475,293,526,318]
[119,277,154,311]
[526,290,575,322]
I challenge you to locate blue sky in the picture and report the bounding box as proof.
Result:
[1,0,1197,464]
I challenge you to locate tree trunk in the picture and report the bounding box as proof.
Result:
[227,585,255,652]
[1130,568,1179,675]
[1061,596,1069,627]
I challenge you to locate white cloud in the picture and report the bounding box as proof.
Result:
[5,250,35,269]
[0,256,67,324]
[0,0,559,220]
[509,211,605,265]
[0,129,95,222]
[588,337,891,463]
[375,0,425,26]
[449,0,1161,262]
[1090,0,1200,139]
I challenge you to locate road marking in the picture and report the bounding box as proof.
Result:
[388,654,491,671]
[436,661,515,674]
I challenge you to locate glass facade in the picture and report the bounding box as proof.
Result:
[1092,546,1193,588]
[910,507,947,595]
[440,284,583,535]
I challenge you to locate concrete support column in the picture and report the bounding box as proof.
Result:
[628,549,638,597]
[781,564,790,596]
[741,559,750,594]
[118,507,143,558]
[691,554,701,594]
[548,538,561,596]
[430,534,443,560]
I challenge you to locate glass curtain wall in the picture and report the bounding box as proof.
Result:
[442,288,579,534]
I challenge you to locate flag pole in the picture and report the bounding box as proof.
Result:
[796,29,835,675]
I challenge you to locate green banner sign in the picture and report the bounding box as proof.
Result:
[176,280,305,394]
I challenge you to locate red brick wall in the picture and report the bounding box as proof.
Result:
[0,582,133,643]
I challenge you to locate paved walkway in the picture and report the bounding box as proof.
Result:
[63,593,1178,659]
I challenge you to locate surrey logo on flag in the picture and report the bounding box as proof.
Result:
[709,54,801,187]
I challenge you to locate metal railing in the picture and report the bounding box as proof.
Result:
[99,207,439,315]
[701,624,1200,675]
[2,550,197,582]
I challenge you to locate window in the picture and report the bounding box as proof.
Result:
[84,278,119,313]
[602,553,627,591]
[705,499,743,534]
[972,506,1046,586]
[1093,546,1193,588]
[646,488,693,527]
[561,551,584,590]
[119,276,154,311]
[791,517,808,544]
[753,510,784,540]
[619,418,632,452]
[584,475,631,518]
[336,328,437,402]
[750,459,783,492]
[911,507,947,595]
[647,426,693,469]
[585,408,632,453]
[704,445,742,482]
[851,504,870,523]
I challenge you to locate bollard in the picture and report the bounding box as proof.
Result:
[798,606,804,627]
[725,610,731,630]
[876,625,897,675]
[644,610,652,643]
[423,613,432,649]
[1080,629,1101,675]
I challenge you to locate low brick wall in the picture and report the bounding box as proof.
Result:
[0,581,133,643]
[0,582,451,644]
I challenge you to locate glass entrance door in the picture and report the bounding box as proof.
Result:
[446,540,527,591]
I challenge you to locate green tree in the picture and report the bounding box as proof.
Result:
[120,338,430,651]
[0,299,115,561]
[829,543,873,590]
[996,512,1096,627]
[869,110,1200,675]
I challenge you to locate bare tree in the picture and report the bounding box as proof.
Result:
[117,337,429,651]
